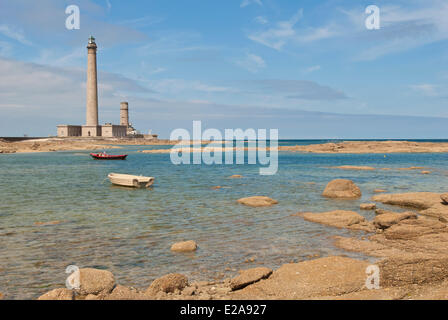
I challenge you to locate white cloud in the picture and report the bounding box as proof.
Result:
[254,16,268,25]
[149,67,166,75]
[300,27,336,42]
[136,31,217,56]
[0,0,147,48]
[188,99,212,104]
[143,78,233,94]
[0,57,152,114]
[0,24,32,46]
[342,2,448,60]
[249,79,347,101]
[247,9,338,51]
[248,10,302,50]
[410,84,442,97]
[236,53,266,73]
[248,2,448,59]
[240,0,262,8]
[36,47,86,67]
[118,15,165,29]
[304,65,321,73]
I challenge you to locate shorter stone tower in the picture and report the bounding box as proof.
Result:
[120,102,129,127]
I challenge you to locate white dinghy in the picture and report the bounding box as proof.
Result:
[108,173,154,188]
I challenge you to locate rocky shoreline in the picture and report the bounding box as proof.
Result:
[29,181,448,300]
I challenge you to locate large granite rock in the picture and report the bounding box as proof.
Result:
[171,240,198,252]
[77,268,116,296]
[322,179,361,199]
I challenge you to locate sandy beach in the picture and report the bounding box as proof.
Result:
[280,140,448,154]
[0,138,208,154]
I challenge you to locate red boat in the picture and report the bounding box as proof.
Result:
[90,152,128,160]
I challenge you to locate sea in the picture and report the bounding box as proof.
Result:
[1,139,447,299]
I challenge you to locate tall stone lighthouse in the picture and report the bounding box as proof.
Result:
[57,36,158,139]
[82,36,101,137]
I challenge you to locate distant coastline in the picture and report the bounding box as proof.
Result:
[3,138,448,154]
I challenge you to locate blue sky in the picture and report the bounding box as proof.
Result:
[0,0,447,138]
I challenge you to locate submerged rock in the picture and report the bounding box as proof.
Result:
[333,165,375,171]
[230,267,273,291]
[171,240,198,252]
[375,209,395,215]
[322,179,361,199]
[146,273,188,296]
[237,196,278,207]
[360,203,376,210]
[34,221,63,226]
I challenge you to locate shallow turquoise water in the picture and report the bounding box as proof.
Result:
[1,141,448,299]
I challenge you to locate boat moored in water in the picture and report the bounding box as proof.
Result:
[90,152,127,160]
[108,173,154,188]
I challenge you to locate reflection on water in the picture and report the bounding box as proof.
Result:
[0,142,447,299]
